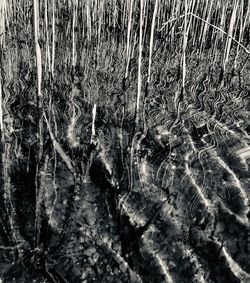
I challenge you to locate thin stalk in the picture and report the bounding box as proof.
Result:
[52,0,55,76]
[136,0,144,125]
[223,0,238,70]
[72,0,77,67]
[125,0,134,78]
[44,0,51,73]
[0,71,3,138]
[182,0,188,90]
[33,0,42,98]
[147,0,158,84]
[0,0,7,47]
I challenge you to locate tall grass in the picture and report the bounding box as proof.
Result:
[1,1,248,76]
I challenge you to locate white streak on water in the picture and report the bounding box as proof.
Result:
[185,163,211,209]
[222,246,250,282]
[91,103,97,143]
[215,155,248,205]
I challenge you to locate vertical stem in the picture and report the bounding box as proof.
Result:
[147,0,158,84]
[72,0,77,67]
[0,70,3,139]
[125,0,134,78]
[45,0,51,73]
[0,0,7,47]
[52,0,55,76]
[86,1,92,42]
[182,0,188,90]
[223,0,238,70]
[136,0,144,125]
[33,0,42,98]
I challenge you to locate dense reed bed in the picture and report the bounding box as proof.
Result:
[0,0,249,282]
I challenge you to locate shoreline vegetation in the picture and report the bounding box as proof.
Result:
[0,0,249,282]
